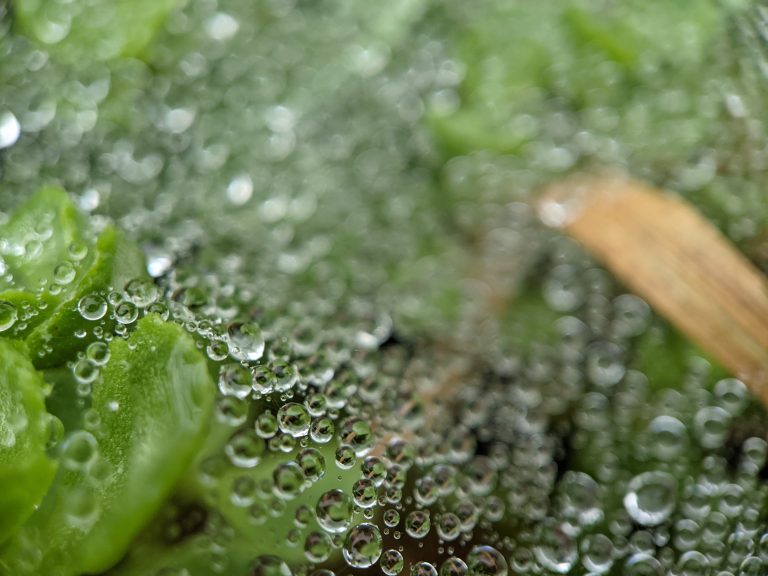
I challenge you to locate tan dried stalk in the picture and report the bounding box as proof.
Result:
[538,172,768,407]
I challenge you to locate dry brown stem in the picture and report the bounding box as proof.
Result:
[538,172,768,407]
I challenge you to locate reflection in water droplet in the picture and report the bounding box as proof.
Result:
[466,546,508,576]
[411,562,438,576]
[251,555,292,576]
[227,321,265,362]
[225,428,265,468]
[316,489,353,533]
[304,530,332,563]
[277,402,311,437]
[381,549,404,575]
[405,510,431,539]
[343,523,382,568]
[78,293,107,321]
[440,557,468,576]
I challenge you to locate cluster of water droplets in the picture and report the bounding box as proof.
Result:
[3,0,768,575]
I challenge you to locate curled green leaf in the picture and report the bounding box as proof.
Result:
[0,315,215,575]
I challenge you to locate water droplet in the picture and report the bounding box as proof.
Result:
[225,429,265,468]
[714,378,748,416]
[624,471,676,526]
[0,301,18,332]
[73,358,99,384]
[78,294,108,321]
[405,510,431,539]
[467,546,508,576]
[86,341,110,365]
[436,512,461,541]
[310,417,334,443]
[218,363,253,399]
[339,417,373,455]
[534,521,577,574]
[114,301,138,325]
[305,531,333,563]
[296,448,326,482]
[383,508,400,527]
[411,562,438,576]
[61,430,98,470]
[251,555,292,576]
[53,261,77,285]
[624,553,663,576]
[335,444,356,469]
[277,402,311,437]
[581,533,614,573]
[227,173,253,206]
[227,321,265,362]
[273,461,305,499]
[694,406,730,450]
[125,277,159,307]
[586,341,626,387]
[647,415,688,461]
[316,489,353,533]
[558,471,602,525]
[381,549,404,575]
[343,523,382,568]
[255,410,279,438]
[0,111,21,149]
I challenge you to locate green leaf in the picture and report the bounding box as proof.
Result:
[0,338,58,546]
[0,187,87,294]
[0,290,59,340]
[107,441,362,576]
[25,224,148,369]
[12,0,178,64]
[0,315,215,575]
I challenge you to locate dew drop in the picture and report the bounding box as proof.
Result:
[277,402,311,437]
[624,471,676,526]
[381,549,404,575]
[343,523,382,568]
[316,489,353,533]
[0,301,18,332]
[227,321,265,362]
[251,555,292,576]
[78,294,107,321]
[218,363,254,399]
[272,461,305,499]
[61,430,98,470]
[225,429,265,468]
[304,531,332,563]
[466,546,508,576]
[0,111,20,149]
[405,510,431,539]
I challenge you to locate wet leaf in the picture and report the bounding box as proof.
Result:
[0,338,58,545]
[12,0,178,64]
[0,314,215,575]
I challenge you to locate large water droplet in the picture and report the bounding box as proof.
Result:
[316,489,353,533]
[0,301,18,332]
[466,546,508,576]
[0,111,21,149]
[624,471,676,526]
[343,523,382,568]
